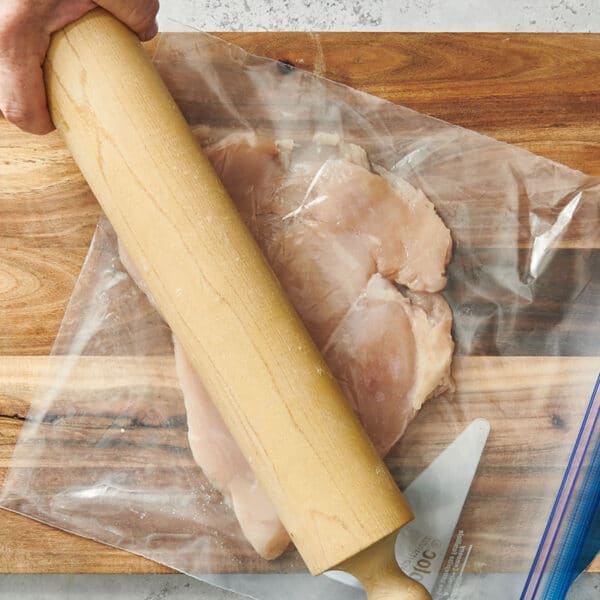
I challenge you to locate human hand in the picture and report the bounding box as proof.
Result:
[0,0,159,134]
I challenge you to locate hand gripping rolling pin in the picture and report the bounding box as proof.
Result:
[44,9,431,599]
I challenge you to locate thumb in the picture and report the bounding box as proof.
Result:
[0,59,54,135]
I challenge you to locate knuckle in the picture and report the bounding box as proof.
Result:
[0,23,16,52]
[0,4,27,39]
[127,0,159,30]
[3,106,30,128]
[1,101,48,134]
[0,7,43,57]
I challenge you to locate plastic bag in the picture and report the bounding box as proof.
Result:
[1,33,599,600]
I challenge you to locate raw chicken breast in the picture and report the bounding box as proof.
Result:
[173,339,291,560]
[117,239,290,559]
[118,131,454,561]
[323,275,453,456]
[204,134,381,347]
[204,133,290,240]
[269,158,452,346]
[203,132,372,267]
[278,159,451,294]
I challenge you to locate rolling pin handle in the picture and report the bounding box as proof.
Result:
[339,534,432,600]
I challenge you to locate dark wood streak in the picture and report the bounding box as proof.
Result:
[1,355,597,573]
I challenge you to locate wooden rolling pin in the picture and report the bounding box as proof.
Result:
[44,9,430,599]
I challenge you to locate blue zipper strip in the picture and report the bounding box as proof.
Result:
[520,373,600,600]
[543,413,600,598]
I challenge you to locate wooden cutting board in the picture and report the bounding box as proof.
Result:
[0,32,599,575]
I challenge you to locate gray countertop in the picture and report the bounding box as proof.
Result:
[157,0,597,31]
[2,1,599,598]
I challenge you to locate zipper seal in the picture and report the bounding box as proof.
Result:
[520,373,600,600]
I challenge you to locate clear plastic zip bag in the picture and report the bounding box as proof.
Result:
[1,33,599,599]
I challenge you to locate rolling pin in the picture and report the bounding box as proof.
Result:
[44,9,431,599]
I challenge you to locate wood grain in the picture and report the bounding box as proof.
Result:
[0,355,171,574]
[2,33,600,355]
[1,355,598,574]
[0,126,98,354]
[1,32,599,575]
[217,33,600,175]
